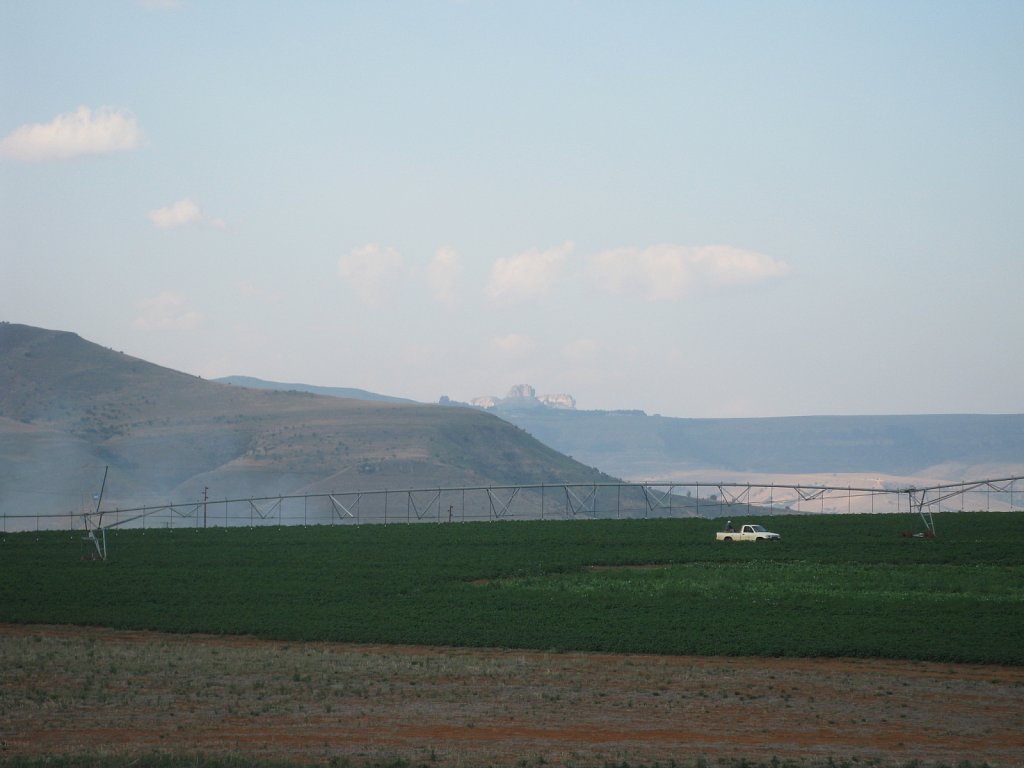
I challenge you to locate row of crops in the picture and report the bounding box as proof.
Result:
[2,511,1022,664]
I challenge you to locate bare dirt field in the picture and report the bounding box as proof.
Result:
[2,624,1023,767]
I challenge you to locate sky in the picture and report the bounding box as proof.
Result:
[2,1,1022,418]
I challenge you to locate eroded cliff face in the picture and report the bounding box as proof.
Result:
[537,393,576,409]
[471,384,576,411]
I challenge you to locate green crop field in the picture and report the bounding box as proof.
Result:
[2,512,1022,664]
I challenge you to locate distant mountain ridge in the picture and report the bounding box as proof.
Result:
[252,375,1023,484]
[0,323,614,521]
[494,408,1024,480]
[7,320,1017,528]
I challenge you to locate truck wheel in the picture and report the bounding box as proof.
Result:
[723,536,732,542]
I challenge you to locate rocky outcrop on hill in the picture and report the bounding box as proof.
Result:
[471,384,577,412]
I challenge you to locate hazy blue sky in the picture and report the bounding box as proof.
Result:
[2,1,1022,417]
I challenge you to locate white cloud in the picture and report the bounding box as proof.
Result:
[588,244,790,300]
[134,292,202,330]
[147,198,225,229]
[0,106,143,162]
[427,246,461,306]
[338,243,404,304]
[139,0,183,8]
[485,241,574,302]
[148,199,201,228]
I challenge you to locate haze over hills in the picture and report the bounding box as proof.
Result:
[5,321,1020,528]
[495,405,1024,487]
[234,377,1024,491]
[471,388,1024,492]
[0,323,614,522]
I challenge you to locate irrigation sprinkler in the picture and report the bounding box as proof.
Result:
[81,466,109,560]
[33,475,1022,535]
[905,487,937,538]
[486,486,520,520]
[564,484,598,518]
[329,494,358,524]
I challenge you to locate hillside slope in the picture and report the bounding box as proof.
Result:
[234,377,1024,483]
[215,375,417,404]
[0,323,614,520]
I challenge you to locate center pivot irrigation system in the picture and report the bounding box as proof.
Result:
[67,471,1024,560]
[81,465,108,560]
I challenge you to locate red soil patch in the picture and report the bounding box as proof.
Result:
[2,623,1022,766]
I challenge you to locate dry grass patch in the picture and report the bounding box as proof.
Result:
[3,625,1024,767]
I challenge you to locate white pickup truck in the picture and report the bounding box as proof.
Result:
[716,523,780,542]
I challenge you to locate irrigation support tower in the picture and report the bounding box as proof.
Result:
[9,477,1022,541]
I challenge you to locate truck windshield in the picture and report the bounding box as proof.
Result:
[748,525,766,532]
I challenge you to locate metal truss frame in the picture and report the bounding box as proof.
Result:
[486,486,520,519]
[54,476,1024,551]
